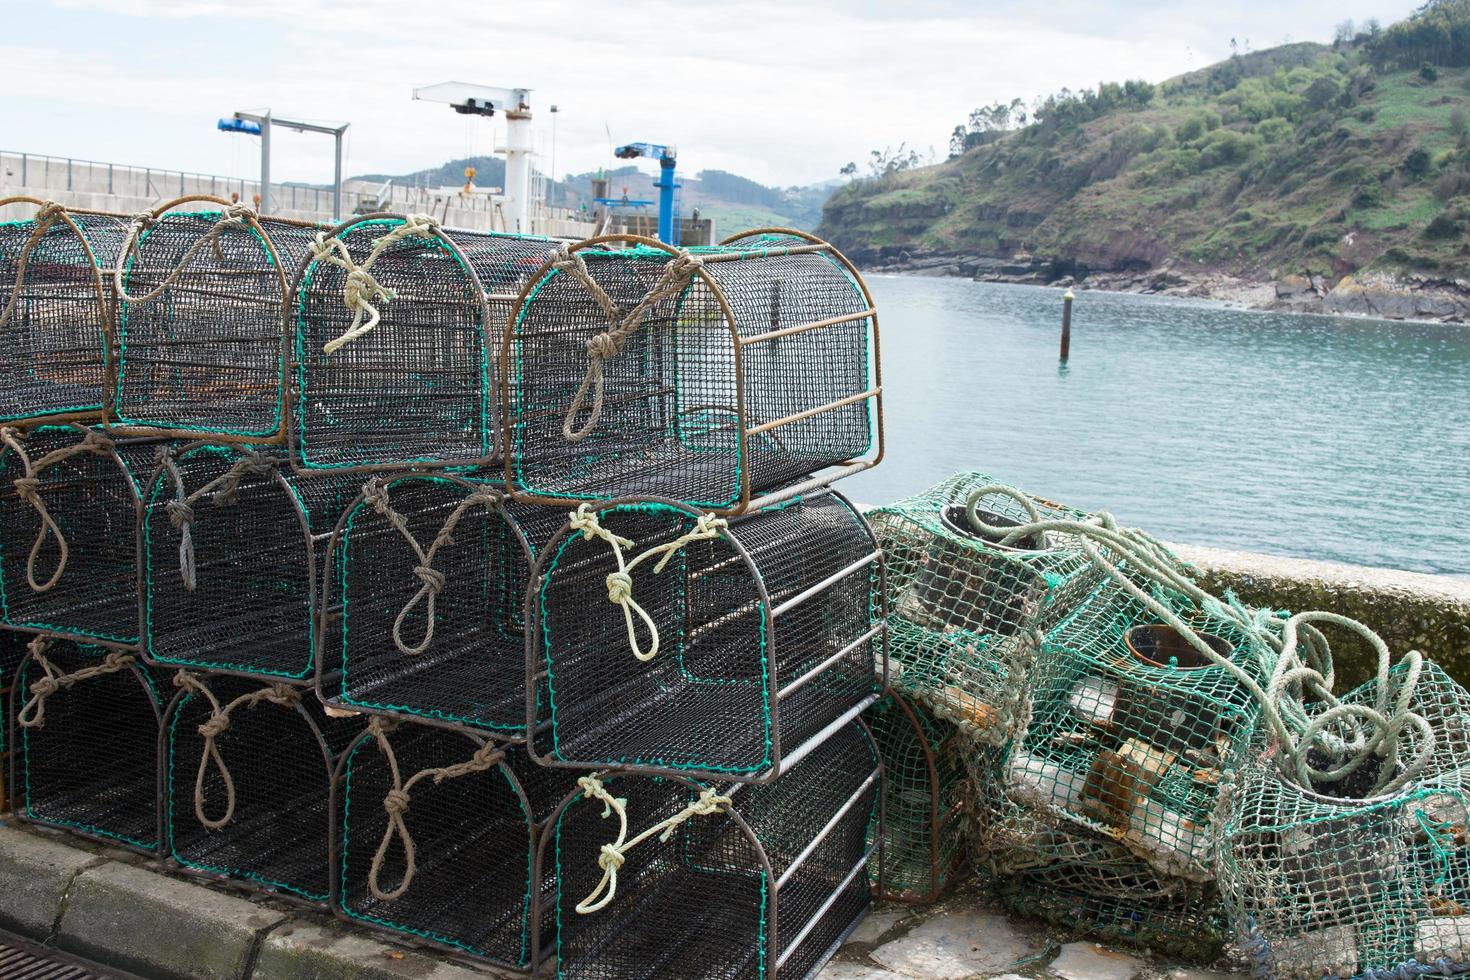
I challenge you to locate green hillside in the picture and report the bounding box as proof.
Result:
[819,1,1470,282]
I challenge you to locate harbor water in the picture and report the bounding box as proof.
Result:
[839,276,1470,577]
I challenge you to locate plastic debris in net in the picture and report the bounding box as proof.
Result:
[544,718,879,979]
[0,198,127,427]
[529,487,884,781]
[0,425,159,645]
[290,214,552,471]
[1219,660,1470,980]
[866,473,1103,745]
[110,198,321,442]
[11,637,163,853]
[318,473,565,734]
[141,443,363,680]
[165,671,360,905]
[504,230,880,513]
[865,691,969,903]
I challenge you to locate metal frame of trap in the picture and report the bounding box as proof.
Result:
[522,485,890,785]
[526,716,887,978]
[104,195,322,446]
[500,228,885,515]
[0,196,126,431]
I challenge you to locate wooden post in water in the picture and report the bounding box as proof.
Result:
[1059,289,1074,361]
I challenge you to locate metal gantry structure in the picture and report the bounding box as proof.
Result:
[217,110,350,220]
[615,141,679,244]
[412,82,534,234]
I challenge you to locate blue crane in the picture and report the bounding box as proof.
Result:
[614,142,679,244]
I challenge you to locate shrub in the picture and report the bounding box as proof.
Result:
[1257,117,1293,144]
[1405,147,1432,177]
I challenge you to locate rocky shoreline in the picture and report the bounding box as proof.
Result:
[861,250,1470,323]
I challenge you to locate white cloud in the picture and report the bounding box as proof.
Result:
[4,0,1424,188]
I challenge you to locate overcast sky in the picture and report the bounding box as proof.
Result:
[2,0,1424,190]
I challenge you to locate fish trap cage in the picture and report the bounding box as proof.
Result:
[141,443,363,681]
[539,717,880,979]
[865,692,968,903]
[528,487,885,781]
[318,474,564,734]
[109,196,320,442]
[289,213,552,472]
[1000,580,1272,883]
[1218,661,1470,979]
[335,719,573,969]
[9,637,162,852]
[0,424,156,646]
[503,230,881,513]
[974,742,1224,959]
[867,474,1101,746]
[0,198,127,427]
[0,630,28,815]
[164,671,359,905]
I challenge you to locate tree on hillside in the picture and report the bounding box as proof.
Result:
[949,99,1028,156]
[1335,19,1357,46]
[1369,0,1470,69]
[866,144,923,180]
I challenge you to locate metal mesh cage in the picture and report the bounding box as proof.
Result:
[110,197,320,442]
[867,473,1102,747]
[1218,661,1470,979]
[318,474,563,734]
[1000,579,1273,883]
[289,214,551,472]
[0,198,127,427]
[9,638,161,852]
[164,671,359,905]
[141,443,362,680]
[0,630,27,815]
[543,718,879,979]
[335,720,573,969]
[0,425,156,645]
[529,488,884,781]
[504,230,881,513]
[865,692,968,904]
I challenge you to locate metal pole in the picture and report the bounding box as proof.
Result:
[657,157,676,245]
[333,130,343,221]
[259,110,271,214]
[1059,288,1074,362]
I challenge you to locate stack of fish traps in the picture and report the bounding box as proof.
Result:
[1,194,895,978]
[874,470,1470,976]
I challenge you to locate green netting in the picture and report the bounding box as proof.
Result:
[970,735,1225,959]
[865,692,969,903]
[867,473,1102,746]
[1003,578,1273,882]
[1218,661,1470,979]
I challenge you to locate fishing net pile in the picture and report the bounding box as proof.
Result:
[874,471,1470,975]
[1,196,897,977]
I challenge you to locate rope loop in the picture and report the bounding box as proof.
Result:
[565,504,727,662]
[158,449,280,592]
[573,773,730,915]
[314,214,441,355]
[17,639,134,730]
[365,720,504,902]
[173,670,300,831]
[115,203,259,305]
[549,244,705,441]
[0,200,71,329]
[360,478,500,656]
[2,426,116,593]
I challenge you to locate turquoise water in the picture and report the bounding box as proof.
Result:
[839,276,1470,576]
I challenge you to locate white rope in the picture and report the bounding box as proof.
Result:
[567,504,728,661]
[573,773,731,914]
[310,214,441,355]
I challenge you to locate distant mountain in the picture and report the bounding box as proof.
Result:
[349,159,839,234]
[819,0,1470,286]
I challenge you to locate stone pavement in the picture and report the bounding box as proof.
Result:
[0,820,1247,979]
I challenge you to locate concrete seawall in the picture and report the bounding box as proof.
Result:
[1172,542,1470,688]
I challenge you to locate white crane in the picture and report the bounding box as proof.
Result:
[412,81,533,234]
